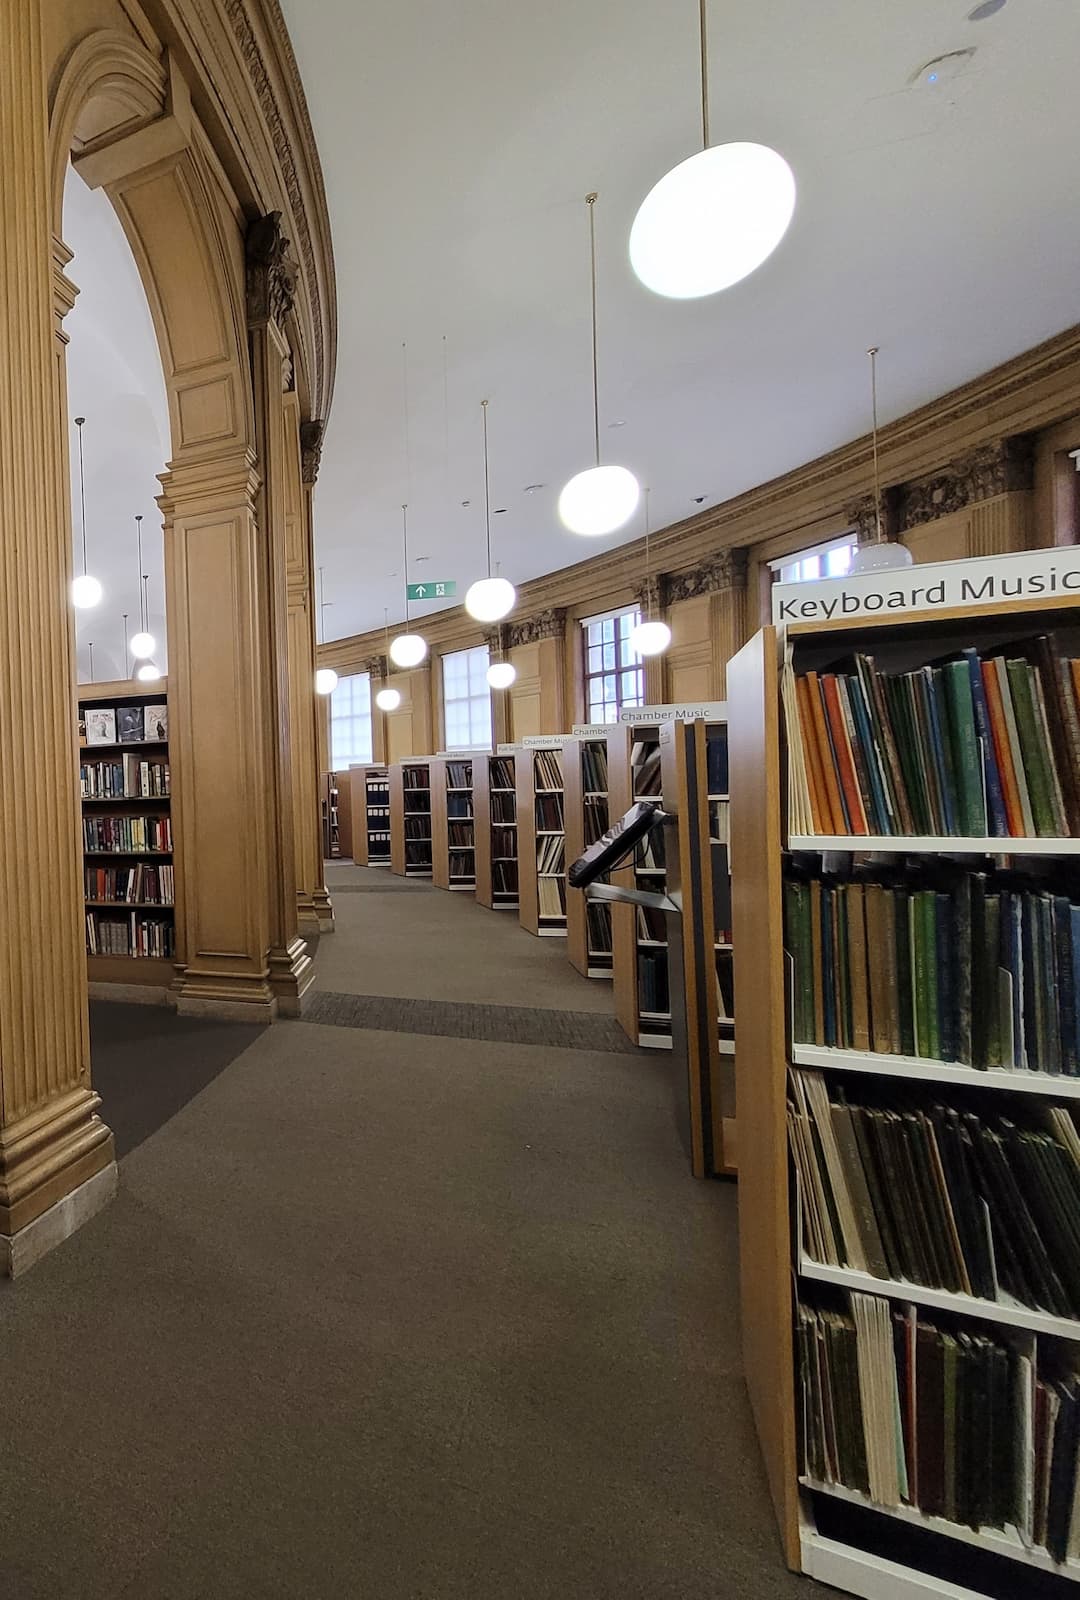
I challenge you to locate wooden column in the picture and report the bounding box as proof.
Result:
[0,0,116,1271]
[365,655,389,764]
[304,444,335,928]
[283,404,330,933]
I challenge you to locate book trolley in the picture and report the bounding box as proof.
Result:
[431,756,477,892]
[474,752,519,911]
[730,572,1080,1600]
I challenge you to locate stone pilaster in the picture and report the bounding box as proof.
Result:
[283,396,325,935]
[301,420,335,929]
[0,0,116,1270]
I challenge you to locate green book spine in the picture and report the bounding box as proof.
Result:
[1006,660,1057,836]
[954,875,973,1067]
[924,892,941,1060]
[942,661,987,836]
[896,892,915,1056]
[912,890,931,1059]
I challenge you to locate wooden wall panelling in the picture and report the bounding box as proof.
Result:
[0,0,117,1268]
[508,642,543,741]
[1033,414,1080,546]
[666,594,715,703]
[727,627,799,1568]
[283,396,326,932]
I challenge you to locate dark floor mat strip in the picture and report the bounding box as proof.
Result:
[305,990,639,1053]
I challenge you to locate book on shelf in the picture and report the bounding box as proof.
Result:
[84,862,174,906]
[492,860,518,896]
[404,794,430,815]
[715,951,734,1021]
[536,835,565,874]
[581,742,609,793]
[783,630,1080,838]
[403,766,429,790]
[537,876,566,918]
[706,732,729,796]
[587,901,612,954]
[491,826,517,857]
[447,760,472,788]
[534,750,563,791]
[80,754,170,799]
[448,821,474,846]
[583,794,609,845]
[143,703,168,741]
[535,791,564,830]
[83,815,172,853]
[86,910,174,958]
[636,829,666,870]
[784,864,1080,1074]
[116,705,145,743]
[85,708,117,746]
[636,903,667,943]
[490,756,515,789]
[447,794,473,819]
[637,948,669,1014]
[710,799,730,845]
[449,850,474,880]
[492,791,516,823]
[798,1289,1080,1564]
[405,841,431,866]
[788,1064,1080,1318]
[404,816,430,840]
[631,739,661,798]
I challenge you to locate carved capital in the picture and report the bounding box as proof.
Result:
[245,211,297,328]
[896,436,1035,532]
[363,654,386,678]
[482,624,510,656]
[662,548,748,604]
[635,575,663,616]
[300,419,324,484]
[507,607,567,648]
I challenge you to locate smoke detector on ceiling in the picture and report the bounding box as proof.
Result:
[911,48,976,88]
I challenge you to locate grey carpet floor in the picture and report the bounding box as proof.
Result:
[316,862,614,1013]
[306,990,638,1052]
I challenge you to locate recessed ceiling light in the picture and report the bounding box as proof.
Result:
[910,48,975,88]
[968,0,1005,18]
[461,499,471,508]
[693,495,707,504]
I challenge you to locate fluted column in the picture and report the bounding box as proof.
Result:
[301,422,336,929]
[0,0,116,1271]
[283,403,326,933]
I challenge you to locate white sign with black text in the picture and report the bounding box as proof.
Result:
[617,702,727,724]
[771,547,1080,626]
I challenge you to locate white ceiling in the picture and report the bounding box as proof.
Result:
[64,167,170,685]
[281,0,1080,643]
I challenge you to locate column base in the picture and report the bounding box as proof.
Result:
[312,885,335,933]
[268,935,315,1018]
[296,890,321,937]
[2,1160,118,1277]
[173,965,279,1023]
[0,1085,116,1267]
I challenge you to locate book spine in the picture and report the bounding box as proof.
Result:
[1006,660,1058,837]
[963,649,1007,837]
[822,675,868,833]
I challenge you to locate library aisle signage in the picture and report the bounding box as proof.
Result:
[772,547,1080,625]
[405,580,455,600]
[615,702,727,725]
[521,735,570,748]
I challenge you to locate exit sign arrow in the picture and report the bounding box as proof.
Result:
[406,581,456,600]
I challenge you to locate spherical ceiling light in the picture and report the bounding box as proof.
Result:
[849,540,914,574]
[71,573,103,609]
[376,686,401,711]
[315,667,338,695]
[629,618,672,658]
[130,630,155,660]
[465,575,516,622]
[135,661,161,683]
[558,464,640,538]
[389,632,427,669]
[630,143,795,301]
[559,195,640,538]
[487,661,517,690]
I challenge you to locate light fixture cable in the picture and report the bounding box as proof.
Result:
[868,345,883,544]
[75,416,88,578]
[136,514,145,629]
[644,487,652,618]
[586,193,601,469]
[401,504,410,626]
[482,399,493,578]
[699,0,710,150]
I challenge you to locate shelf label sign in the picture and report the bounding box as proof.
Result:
[496,743,517,754]
[617,702,727,724]
[521,734,573,748]
[406,581,456,600]
[771,548,1080,625]
[571,724,617,736]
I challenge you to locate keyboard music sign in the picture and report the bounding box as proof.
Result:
[771,548,1080,625]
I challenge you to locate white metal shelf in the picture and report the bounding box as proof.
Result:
[799,1254,1080,1341]
[793,1042,1080,1098]
[789,834,1080,856]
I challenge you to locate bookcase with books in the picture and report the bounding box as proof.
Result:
[564,731,613,978]
[516,744,567,937]
[348,765,391,866]
[659,713,735,1176]
[389,759,433,878]
[431,756,477,892]
[474,753,519,911]
[322,772,341,859]
[729,591,1080,1600]
[79,681,176,988]
[610,722,671,1046]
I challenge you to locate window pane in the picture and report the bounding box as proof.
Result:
[620,669,640,703]
[588,644,604,673]
[601,642,614,670]
[329,673,372,768]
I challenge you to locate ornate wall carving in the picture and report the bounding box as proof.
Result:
[245,211,297,327]
[299,418,324,484]
[507,607,566,647]
[896,437,1035,531]
[662,549,748,605]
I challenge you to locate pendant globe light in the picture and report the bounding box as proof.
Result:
[129,515,156,660]
[134,549,162,682]
[558,193,640,537]
[71,418,103,609]
[465,400,516,623]
[487,659,516,690]
[629,1,796,300]
[314,565,339,695]
[389,503,427,667]
[629,489,671,658]
[376,610,402,710]
[848,347,913,575]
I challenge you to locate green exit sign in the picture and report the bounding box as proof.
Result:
[406,581,456,601]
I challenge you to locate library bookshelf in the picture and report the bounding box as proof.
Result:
[516,743,567,937]
[322,772,341,858]
[431,756,478,892]
[564,733,613,978]
[348,765,391,867]
[336,769,355,860]
[659,713,735,1178]
[79,679,176,991]
[474,753,519,911]
[729,592,1080,1600]
[389,760,433,878]
[610,722,670,1047]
